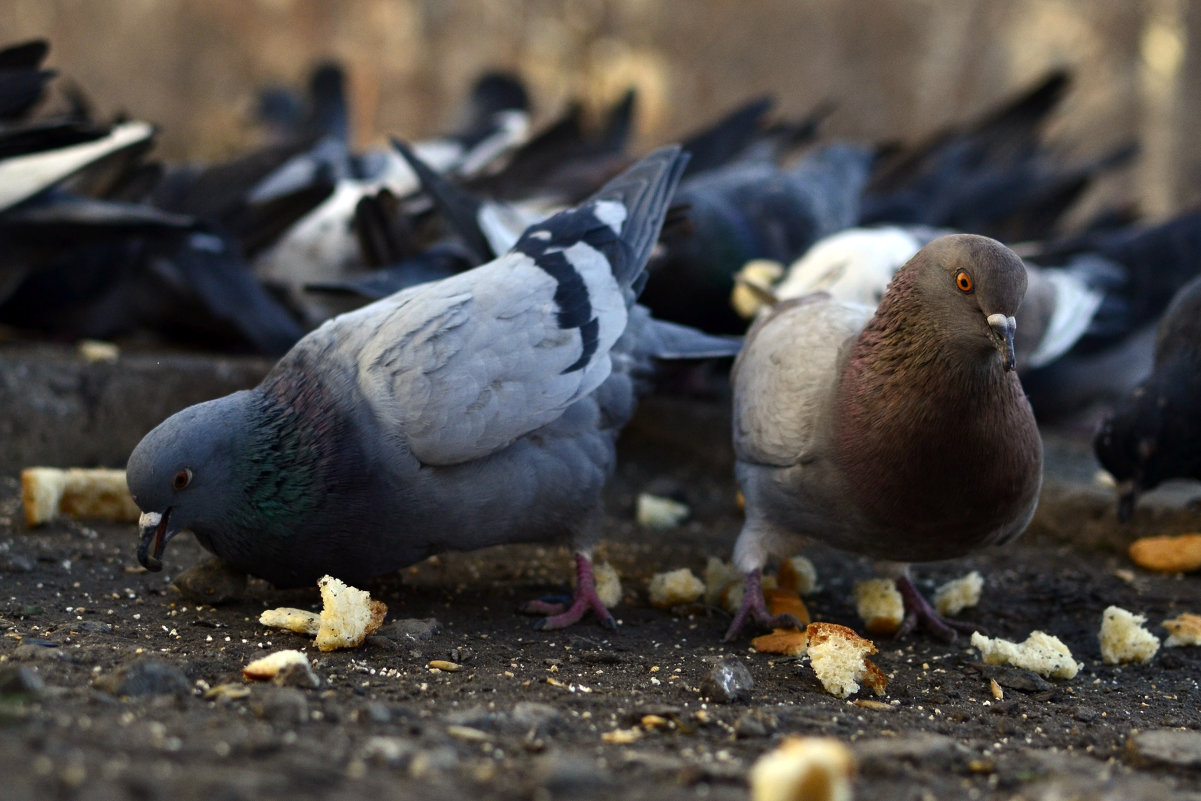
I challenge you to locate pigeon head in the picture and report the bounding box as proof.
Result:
[906,234,1028,371]
[126,392,253,572]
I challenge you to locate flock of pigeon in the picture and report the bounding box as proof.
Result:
[6,38,1200,638]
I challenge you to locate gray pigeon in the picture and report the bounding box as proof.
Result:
[126,146,740,630]
[725,234,1044,641]
[1094,273,1201,521]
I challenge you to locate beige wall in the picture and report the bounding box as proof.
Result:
[7,0,1199,218]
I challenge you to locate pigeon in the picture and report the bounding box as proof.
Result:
[126,146,742,630]
[724,234,1043,641]
[1094,273,1201,521]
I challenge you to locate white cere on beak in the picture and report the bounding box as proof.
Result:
[139,511,162,529]
[986,313,1016,333]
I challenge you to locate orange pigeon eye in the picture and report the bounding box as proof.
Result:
[172,468,193,490]
[955,270,973,292]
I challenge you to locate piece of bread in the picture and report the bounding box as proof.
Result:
[731,259,785,320]
[592,562,623,610]
[749,735,855,801]
[970,630,1081,679]
[704,557,745,606]
[806,622,886,698]
[933,571,983,616]
[259,607,322,636]
[777,556,818,596]
[752,628,810,656]
[1128,533,1201,573]
[1099,605,1160,664]
[21,467,141,527]
[315,575,387,651]
[647,567,705,609]
[242,649,311,681]
[854,578,904,635]
[635,493,690,529]
[1163,612,1201,647]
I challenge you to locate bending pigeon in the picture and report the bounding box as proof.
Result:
[1094,273,1201,521]
[126,146,741,630]
[725,234,1043,641]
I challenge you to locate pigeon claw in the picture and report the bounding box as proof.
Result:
[894,574,979,642]
[522,552,616,631]
[722,570,793,642]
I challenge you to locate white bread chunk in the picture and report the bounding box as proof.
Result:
[592,562,623,610]
[970,630,1081,679]
[933,571,983,617]
[1099,606,1160,664]
[259,607,322,636]
[315,575,387,651]
[750,735,855,801]
[806,622,886,698]
[647,568,705,609]
[854,578,904,635]
[21,467,141,526]
[635,493,690,529]
[1163,613,1201,647]
[242,649,310,681]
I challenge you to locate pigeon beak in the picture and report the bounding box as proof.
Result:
[1116,480,1137,523]
[986,313,1018,372]
[137,508,173,571]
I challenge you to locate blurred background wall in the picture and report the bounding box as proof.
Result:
[7,0,1201,220]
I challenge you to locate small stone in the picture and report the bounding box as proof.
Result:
[13,644,64,662]
[170,558,248,605]
[75,620,114,635]
[374,618,441,643]
[95,660,192,698]
[1127,728,1201,769]
[249,686,308,725]
[512,702,566,738]
[701,655,754,703]
[0,665,45,698]
[970,663,1054,693]
[856,733,969,774]
[533,753,611,796]
[0,551,35,573]
[272,660,322,690]
[733,711,771,739]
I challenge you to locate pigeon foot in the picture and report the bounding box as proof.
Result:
[722,570,804,641]
[895,574,979,642]
[521,553,616,630]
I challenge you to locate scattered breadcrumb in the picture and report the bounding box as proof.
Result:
[970,630,1081,679]
[777,556,818,595]
[806,622,886,698]
[933,571,983,617]
[1099,605,1160,664]
[647,568,705,608]
[592,561,622,609]
[76,339,120,363]
[766,587,810,626]
[704,557,745,606]
[749,735,855,801]
[1163,613,1201,647]
[315,575,388,651]
[242,649,310,681]
[21,467,141,527]
[1128,533,1201,573]
[259,607,322,636]
[635,493,690,529]
[731,259,785,320]
[752,628,809,656]
[854,578,904,635]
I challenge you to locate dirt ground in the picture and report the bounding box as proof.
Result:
[2,396,1201,801]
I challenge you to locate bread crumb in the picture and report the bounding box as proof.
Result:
[806,622,885,698]
[1163,613,1201,647]
[21,467,141,527]
[1128,533,1201,573]
[704,557,744,606]
[854,578,904,635]
[970,630,1081,679]
[749,735,855,801]
[76,339,120,363]
[636,493,690,529]
[752,628,809,656]
[933,571,983,617]
[592,562,622,610]
[242,649,310,681]
[259,607,322,636]
[647,568,705,608]
[315,575,387,651]
[731,259,785,320]
[1099,605,1160,664]
[777,556,819,595]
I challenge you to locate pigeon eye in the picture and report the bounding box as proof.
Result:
[955,270,973,292]
[172,468,193,490]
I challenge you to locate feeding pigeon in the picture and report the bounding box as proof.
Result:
[126,146,741,630]
[1094,273,1201,521]
[724,234,1043,641]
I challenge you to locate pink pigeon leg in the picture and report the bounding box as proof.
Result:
[522,552,616,630]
